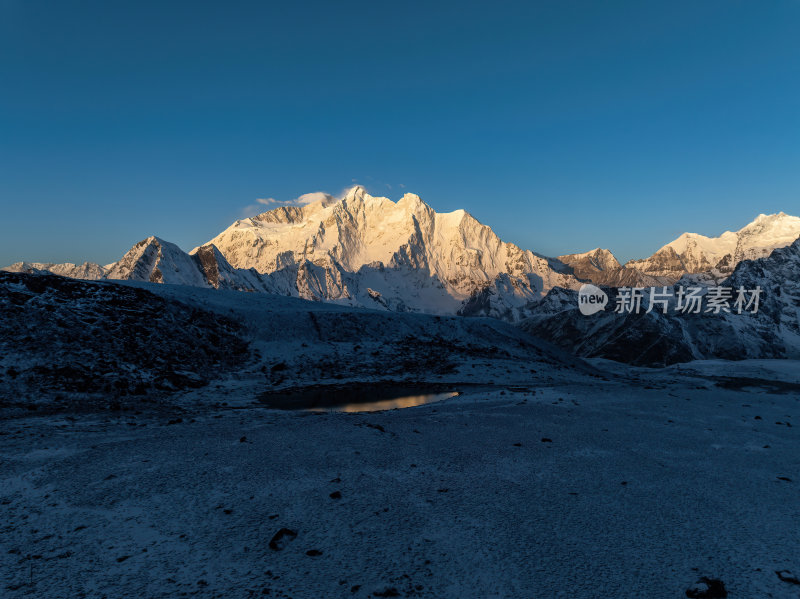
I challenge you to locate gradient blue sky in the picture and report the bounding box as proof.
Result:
[1,0,799,266]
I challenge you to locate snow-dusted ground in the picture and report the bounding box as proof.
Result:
[2,362,799,598]
[2,274,799,597]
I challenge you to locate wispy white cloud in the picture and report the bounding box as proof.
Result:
[241,191,331,218]
[295,192,330,206]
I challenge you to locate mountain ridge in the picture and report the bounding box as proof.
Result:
[625,211,800,281]
[520,236,800,365]
[4,187,799,321]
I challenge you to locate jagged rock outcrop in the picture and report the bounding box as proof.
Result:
[558,248,621,277]
[556,248,670,287]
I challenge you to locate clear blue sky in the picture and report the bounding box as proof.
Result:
[1,0,799,266]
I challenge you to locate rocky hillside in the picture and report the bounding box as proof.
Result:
[0,271,250,411]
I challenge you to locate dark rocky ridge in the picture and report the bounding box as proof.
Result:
[0,271,250,412]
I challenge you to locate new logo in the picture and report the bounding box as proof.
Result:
[578,284,608,315]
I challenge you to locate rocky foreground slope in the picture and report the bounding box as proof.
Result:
[0,271,250,410]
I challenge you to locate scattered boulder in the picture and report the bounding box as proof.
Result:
[685,577,728,598]
[776,570,800,585]
[268,528,297,551]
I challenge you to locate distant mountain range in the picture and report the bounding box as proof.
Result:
[556,211,800,287]
[626,211,800,281]
[520,236,800,365]
[5,186,800,322]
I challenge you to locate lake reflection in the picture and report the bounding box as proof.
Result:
[259,385,459,413]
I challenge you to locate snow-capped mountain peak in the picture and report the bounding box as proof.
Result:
[344,184,368,201]
[105,236,210,286]
[734,211,800,256]
[5,187,798,323]
[198,187,579,319]
[625,212,800,280]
